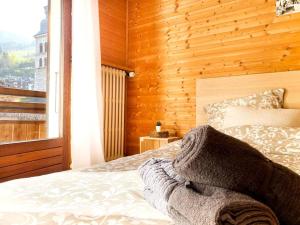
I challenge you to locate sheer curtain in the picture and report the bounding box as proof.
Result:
[71,0,104,169]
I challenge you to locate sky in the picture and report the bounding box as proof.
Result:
[0,0,48,39]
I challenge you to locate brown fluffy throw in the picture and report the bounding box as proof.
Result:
[173,125,300,225]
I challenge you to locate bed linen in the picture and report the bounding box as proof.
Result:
[0,142,182,225]
[224,125,300,174]
[0,126,299,225]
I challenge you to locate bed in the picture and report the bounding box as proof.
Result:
[0,71,300,225]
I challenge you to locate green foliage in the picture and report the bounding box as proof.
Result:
[0,50,35,78]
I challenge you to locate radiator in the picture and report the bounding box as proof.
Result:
[102,65,126,161]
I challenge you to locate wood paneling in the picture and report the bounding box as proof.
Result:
[0,139,63,182]
[126,0,300,155]
[0,87,46,98]
[99,0,127,67]
[0,164,63,183]
[0,121,46,143]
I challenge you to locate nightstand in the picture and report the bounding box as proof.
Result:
[139,136,180,153]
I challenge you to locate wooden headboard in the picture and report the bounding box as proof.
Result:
[196,71,300,126]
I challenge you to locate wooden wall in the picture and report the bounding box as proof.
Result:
[99,0,127,67]
[126,0,300,155]
[0,121,46,143]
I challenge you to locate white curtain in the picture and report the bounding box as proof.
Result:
[71,0,104,169]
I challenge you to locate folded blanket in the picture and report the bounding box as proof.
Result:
[173,125,300,225]
[169,183,279,225]
[139,158,279,225]
[138,158,185,214]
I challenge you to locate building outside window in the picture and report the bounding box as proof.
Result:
[34,6,48,91]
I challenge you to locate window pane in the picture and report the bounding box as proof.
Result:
[0,0,62,143]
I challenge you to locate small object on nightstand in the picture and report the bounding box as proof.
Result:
[149,130,169,138]
[156,121,162,132]
[140,136,181,153]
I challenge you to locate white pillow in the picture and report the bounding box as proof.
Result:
[223,107,300,128]
[204,89,285,129]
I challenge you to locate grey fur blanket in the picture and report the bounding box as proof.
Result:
[139,158,279,225]
[173,125,300,225]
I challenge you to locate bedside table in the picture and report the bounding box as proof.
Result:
[139,136,180,153]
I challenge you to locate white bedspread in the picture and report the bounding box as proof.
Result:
[0,170,173,225]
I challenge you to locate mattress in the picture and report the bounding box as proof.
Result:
[0,125,299,225]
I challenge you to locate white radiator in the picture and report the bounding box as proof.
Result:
[102,65,126,161]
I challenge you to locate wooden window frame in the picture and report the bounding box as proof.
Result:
[0,0,72,181]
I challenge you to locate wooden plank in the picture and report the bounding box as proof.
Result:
[0,87,46,98]
[0,121,46,143]
[0,101,46,112]
[62,0,72,170]
[12,122,27,141]
[0,138,63,157]
[0,123,13,143]
[0,164,63,183]
[0,147,63,168]
[0,156,63,179]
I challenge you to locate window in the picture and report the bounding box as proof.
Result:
[0,0,63,144]
[39,58,43,68]
[40,43,43,53]
[44,57,47,67]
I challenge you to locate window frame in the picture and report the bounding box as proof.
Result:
[0,0,72,182]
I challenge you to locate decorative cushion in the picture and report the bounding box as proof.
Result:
[204,88,284,129]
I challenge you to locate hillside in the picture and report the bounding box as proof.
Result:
[0,31,35,52]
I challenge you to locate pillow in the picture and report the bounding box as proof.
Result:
[223,107,300,128]
[204,88,285,129]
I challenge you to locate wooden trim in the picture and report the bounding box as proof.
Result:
[62,0,72,170]
[0,109,45,114]
[0,164,63,183]
[0,147,63,168]
[0,156,63,179]
[0,87,46,98]
[101,60,134,73]
[0,138,63,157]
[0,101,46,114]
[0,120,45,124]
[124,76,128,155]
